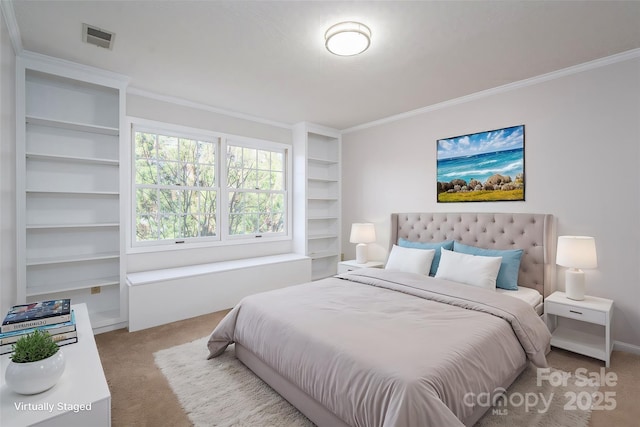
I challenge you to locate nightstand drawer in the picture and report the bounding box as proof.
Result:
[545,301,606,325]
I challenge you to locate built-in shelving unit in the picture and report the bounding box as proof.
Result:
[293,123,341,280]
[16,52,129,331]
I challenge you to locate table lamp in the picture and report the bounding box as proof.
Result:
[350,223,376,264]
[556,236,598,300]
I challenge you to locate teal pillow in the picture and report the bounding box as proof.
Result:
[453,242,523,290]
[398,238,454,276]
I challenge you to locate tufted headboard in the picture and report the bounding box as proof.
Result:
[390,213,556,298]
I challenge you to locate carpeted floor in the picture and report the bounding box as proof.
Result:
[95,310,640,427]
[154,340,315,427]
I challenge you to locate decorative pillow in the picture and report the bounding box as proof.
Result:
[435,248,502,290]
[385,245,436,276]
[398,238,454,276]
[453,242,523,290]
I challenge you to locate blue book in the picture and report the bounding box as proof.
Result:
[0,310,76,344]
[1,299,71,333]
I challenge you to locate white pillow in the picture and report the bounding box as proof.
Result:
[385,245,435,275]
[435,248,502,290]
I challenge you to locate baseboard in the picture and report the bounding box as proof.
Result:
[93,321,128,335]
[614,340,640,355]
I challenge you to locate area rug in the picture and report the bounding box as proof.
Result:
[154,337,596,427]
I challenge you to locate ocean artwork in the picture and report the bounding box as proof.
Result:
[437,125,525,202]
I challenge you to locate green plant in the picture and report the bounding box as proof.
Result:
[10,329,59,363]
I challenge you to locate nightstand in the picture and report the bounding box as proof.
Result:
[545,291,613,367]
[337,260,384,274]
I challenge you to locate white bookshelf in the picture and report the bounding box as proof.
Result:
[16,52,129,331]
[293,123,341,280]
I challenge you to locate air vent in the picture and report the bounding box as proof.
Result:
[82,23,115,49]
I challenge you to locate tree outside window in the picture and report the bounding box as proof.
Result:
[134,130,218,243]
[132,125,289,248]
[226,144,286,237]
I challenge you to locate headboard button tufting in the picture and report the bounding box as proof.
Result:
[391,212,554,298]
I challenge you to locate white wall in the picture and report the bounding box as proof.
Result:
[342,57,640,348]
[125,94,294,273]
[0,12,16,315]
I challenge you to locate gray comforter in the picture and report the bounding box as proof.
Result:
[207,268,551,427]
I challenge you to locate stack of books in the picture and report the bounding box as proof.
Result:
[0,299,77,355]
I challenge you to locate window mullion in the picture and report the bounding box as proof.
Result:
[154,133,160,241]
[220,137,230,242]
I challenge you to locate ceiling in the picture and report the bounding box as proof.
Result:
[9,1,640,130]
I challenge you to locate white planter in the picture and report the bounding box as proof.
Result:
[5,350,65,395]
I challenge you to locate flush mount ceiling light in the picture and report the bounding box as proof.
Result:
[325,21,371,56]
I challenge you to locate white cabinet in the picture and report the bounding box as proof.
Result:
[1,304,111,426]
[293,123,341,280]
[16,52,129,330]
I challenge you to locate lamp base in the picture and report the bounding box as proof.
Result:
[565,269,586,300]
[355,243,368,264]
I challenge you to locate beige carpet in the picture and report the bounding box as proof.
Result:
[154,336,595,427]
[155,340,312,427]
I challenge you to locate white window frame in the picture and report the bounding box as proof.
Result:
[127,118,291,253]
[221,137,291,242]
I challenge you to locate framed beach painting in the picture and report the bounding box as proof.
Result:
[437,125,525,202]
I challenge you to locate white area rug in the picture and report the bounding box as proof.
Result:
[154,337,596,427]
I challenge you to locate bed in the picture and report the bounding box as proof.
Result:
[207,212,555,427]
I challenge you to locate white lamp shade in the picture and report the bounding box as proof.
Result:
[556,236,598,269]
[350,223,376,244]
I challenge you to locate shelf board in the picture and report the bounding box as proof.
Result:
[308,251,339,260]
[308,234,338,240]
[26,276,120,297]
[27,223,119,230]
[308,156,339,165]
[308,177,339,183]
[26,189,119,196]
[308,197,338,201]
[27,252,120,266]
[551,325,606,360]
[26,152,119,166]
[308,216,339,221]
[26,115,119,136]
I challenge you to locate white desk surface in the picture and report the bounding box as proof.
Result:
[0,303,110,426]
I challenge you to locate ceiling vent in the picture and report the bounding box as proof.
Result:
[82,23,115,49]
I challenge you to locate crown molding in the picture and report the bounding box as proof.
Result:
[19,50,130,89]
[342,48,640,134]
[1,0,23,55]
[127,87,293,130]
[293,121,341,138]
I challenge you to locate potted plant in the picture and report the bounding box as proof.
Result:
[5,329,66,395]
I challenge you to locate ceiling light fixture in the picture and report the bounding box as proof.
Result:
[325,21,371,56]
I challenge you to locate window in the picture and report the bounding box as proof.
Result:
[134,128,218,245]
[131,121,290,249]
[226,142,286,238]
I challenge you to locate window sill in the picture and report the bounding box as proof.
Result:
[126,234,292,255]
